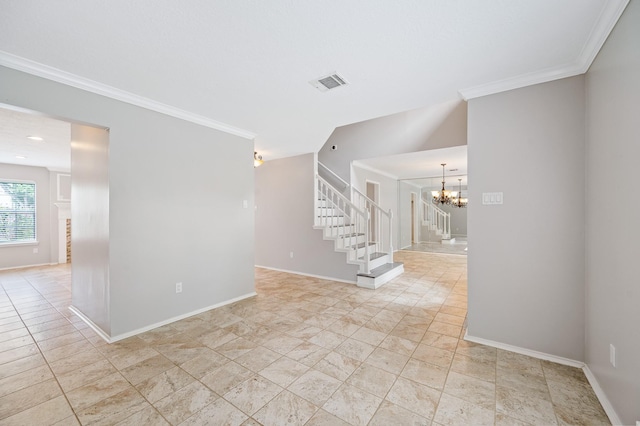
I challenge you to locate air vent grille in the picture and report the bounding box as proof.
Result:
[310,73,348,92]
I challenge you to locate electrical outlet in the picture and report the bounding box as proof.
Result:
[609,344,616,367]
[33,247,38,254]
[175,282,182,294]
[290,251,294,259]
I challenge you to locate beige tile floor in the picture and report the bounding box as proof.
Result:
[0,251,610,425]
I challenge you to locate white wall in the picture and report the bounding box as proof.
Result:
[71,124,110,334]
[398,181,421,249]
[0,65,255,338]
[48,171,71,264]
[467,75,586,361]
[585,0,640,423]
[0,163,52,269]
[255,153,360,282]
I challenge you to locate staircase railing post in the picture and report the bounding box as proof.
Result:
[388,208,394,263]
[314,174,319,227]
[364,208,371,274]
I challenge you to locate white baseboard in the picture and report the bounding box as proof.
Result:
[582,365,622,425]
[68,306,112,343]
[69,291,257,344]
[255,265,356,285]
[464,332,584,368]
[0,262,58,271]
[465,332,622,425]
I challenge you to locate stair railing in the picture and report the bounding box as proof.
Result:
[316,174,371,273]
[421,198,451,239]
[317,161,394,264]
[351,187,393,263]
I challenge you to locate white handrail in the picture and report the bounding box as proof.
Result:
[421,199,451,240]
[318,161,349,187]
[315,162,396,273]
[316,175,371,273]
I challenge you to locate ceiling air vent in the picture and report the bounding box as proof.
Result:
[310,73,348,92]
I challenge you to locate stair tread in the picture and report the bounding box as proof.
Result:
[357,262,404,278]
[351,242,376,249]
[358,252,387,261]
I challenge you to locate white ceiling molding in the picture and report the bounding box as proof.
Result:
[459,0,629,100]
[0,51,257,140]
[352,160,399,181]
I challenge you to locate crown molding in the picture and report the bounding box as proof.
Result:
[459,0,629,100]
[0,51,257,140]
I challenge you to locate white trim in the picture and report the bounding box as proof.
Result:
[459,0,629,100]
[255,265,357,285]
[464,331,584,368]
[0,261,50,271]
[69,291,257,343]
[56,174,71,202]
[68,306,111,343]
[582,365,623,425]
[0,51,257,141]
[352,161,399,180]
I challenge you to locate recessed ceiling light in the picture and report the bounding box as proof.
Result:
[26,136,44,141]
[15,155,27,159]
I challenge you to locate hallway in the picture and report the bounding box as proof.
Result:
[0,252,608,425]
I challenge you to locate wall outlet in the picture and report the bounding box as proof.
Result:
[609,344,616,367]
[175,282,182,294]
[33,247,38,254]
[243,200,248,209]
[290,251,294,259]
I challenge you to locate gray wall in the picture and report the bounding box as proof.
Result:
[0,65,255,338]
[351,164,399,251]
[71,124,110,334]
[0,163,52,269]
[585,0,640,423]
[255,153,359,282]
[467,76,586,361]
[440,203,467,237]
[319,100,467,182]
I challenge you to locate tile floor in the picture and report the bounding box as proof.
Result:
[0,251,609,425]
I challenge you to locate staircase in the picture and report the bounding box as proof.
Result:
[421,198,451,241]
[314,162,403,289]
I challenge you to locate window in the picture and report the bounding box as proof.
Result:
[0,181,37,244]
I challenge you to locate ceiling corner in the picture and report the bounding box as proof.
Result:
[458,0,629,101]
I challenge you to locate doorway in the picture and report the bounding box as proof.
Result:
[366,181,379,242]
[410,192,417,243]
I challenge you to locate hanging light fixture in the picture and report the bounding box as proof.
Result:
[431,163,455,205]
[254,151,264,167]
[452,178,468,208]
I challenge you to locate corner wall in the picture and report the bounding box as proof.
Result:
[0,65,255,338]
[585,0,640,423]
[467,76,586,361]
[255,153,359,282]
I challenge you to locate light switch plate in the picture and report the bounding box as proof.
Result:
[482,192,503,205]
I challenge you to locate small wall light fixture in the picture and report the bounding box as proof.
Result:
[254,151,264,167]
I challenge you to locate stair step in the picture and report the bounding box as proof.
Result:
[357,262,404,289]
[358,252,387,262]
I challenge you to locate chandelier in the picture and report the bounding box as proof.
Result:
[452,178,468,208]
[431,163,456,205]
